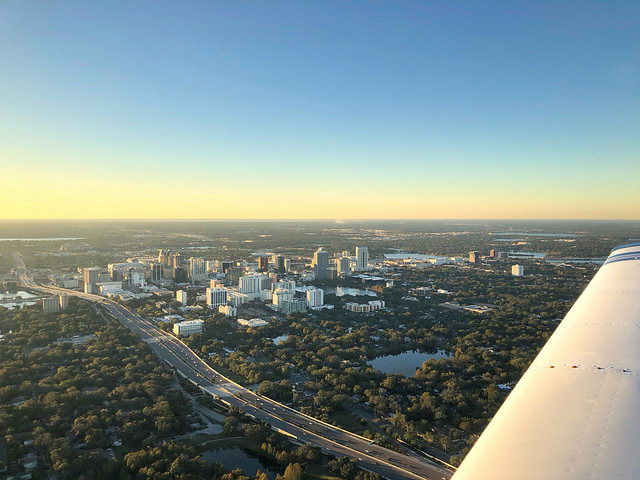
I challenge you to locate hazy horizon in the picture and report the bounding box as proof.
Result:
[2,218,640,222]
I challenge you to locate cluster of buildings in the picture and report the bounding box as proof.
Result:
[53,245,374,337]
[468,249,542,265]
[79,245,373,313]
[76,245,370,298]
[468,250,525,276]
[205,276,326,315]
[311,246,369,280]
[69,244,531,306]
[53,244,377,330]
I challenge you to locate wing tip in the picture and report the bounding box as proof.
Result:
[611,242,640,253]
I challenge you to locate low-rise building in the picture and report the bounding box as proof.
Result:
[272,280,296,291]
[173,319,204,336]
[50,274,79,289]
[237,318,268,327]
[54,334,98,345]
[219,304,237,317]
[97,282,124,295]
[282,300,307,314]
[228,291,249,307]
[344,299,385,313]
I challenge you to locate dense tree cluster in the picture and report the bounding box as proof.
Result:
[0,299,193,478]
[124,442,228,480]
[328,456,383,480]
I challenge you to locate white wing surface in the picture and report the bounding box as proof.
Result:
[453,243,640,480]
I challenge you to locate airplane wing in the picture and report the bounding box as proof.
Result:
[453,242,640,480]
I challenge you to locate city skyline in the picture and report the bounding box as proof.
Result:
[1,1,639,220]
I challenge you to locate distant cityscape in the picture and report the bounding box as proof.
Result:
[4,243,583,333]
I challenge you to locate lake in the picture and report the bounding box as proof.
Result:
[202,447,280,479]
[0,237,85,241]
[491,232,577,238]
[368,349,452,376]
[325,286,377,297]
[0,291,39,309]
[384,253,449,261]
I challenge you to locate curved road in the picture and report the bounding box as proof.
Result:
[14,254,452,480]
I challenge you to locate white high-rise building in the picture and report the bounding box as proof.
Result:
[176,290,188,305]
[512,265,524,277]
[336,257,351,277]
[239,275,260,294]
[356,246,369,270]
[206,287,227,308]
[189,257,208,281]
[312,247,330,279]
[272,280,296,291]
[228,292,249,307]
[129,270,146,287]
[239,274,270,294]
[306,288,324,308]
[273,288,295,308]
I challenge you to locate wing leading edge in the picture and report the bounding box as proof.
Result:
[452,243,640,480]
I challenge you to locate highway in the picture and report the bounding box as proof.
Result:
[13,254,452,480]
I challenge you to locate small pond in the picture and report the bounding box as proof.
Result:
[368,349,452,377]
[202,447,280,479]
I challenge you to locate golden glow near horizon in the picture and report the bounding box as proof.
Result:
[2,164,639,220]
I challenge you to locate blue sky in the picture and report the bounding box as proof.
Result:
[1,1,639,218]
